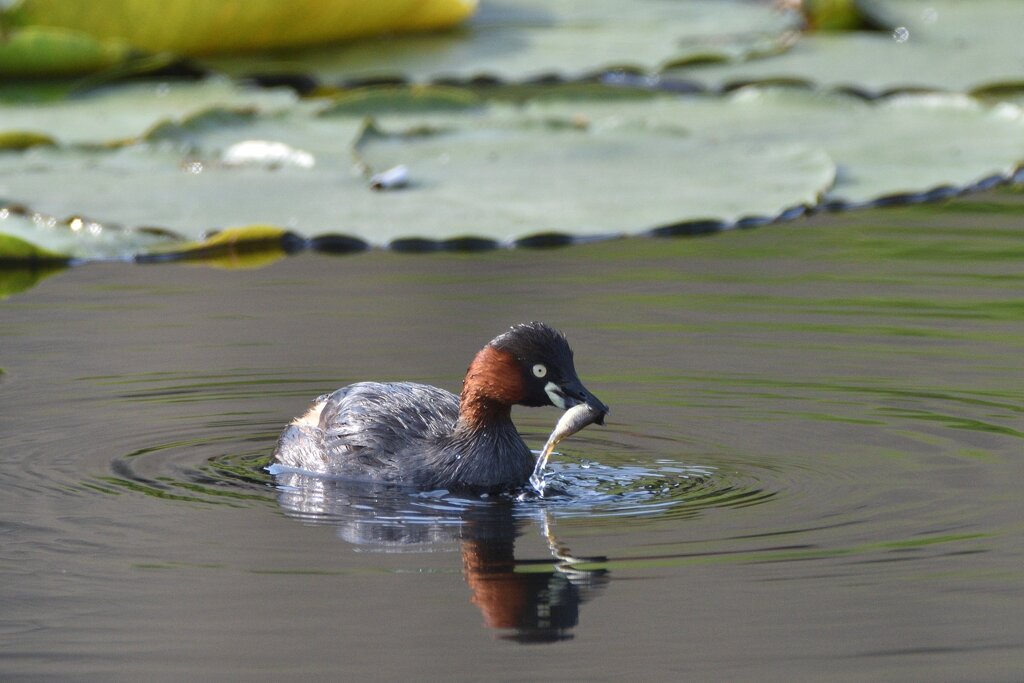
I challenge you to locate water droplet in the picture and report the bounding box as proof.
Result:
[185,161,204,175]
[893,26,910,43]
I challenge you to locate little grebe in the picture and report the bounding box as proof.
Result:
[272,322,607,492]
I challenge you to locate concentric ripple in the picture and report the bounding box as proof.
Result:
[90,428,276,507]
[259,423,807,551]
[56,362,1022,567]
[523,454,767,519]
[90,414,766,525]
[67,371,800,535]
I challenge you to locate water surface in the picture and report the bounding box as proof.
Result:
[2,190,1023,681]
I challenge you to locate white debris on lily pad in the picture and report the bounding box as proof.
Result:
[222,140,315,169]
[369,165,410,191]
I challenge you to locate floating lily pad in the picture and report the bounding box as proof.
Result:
[4,84,1023,261]
[520,87,1024,206]
[203,0,800,84]
[0,130,55,150]
[0,25,133,78]
[353,122,833,241]
[144,225,295,269]
[318,85,485,116]
[0,79,298,148]
[668,0,1024,95]
[2,0,478,61]
[0,207,177,261]
[0,92,835,254]
[799,0,895,31]
[0,204,299,264]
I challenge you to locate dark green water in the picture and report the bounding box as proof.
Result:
[2,189,1023,681]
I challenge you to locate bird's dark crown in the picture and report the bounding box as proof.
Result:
[489,322,574,368]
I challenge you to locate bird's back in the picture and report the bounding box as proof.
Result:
[272,381,460,482]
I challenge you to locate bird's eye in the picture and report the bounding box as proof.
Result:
[532,364,547,378]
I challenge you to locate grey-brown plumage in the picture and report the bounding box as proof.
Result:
[272,323,607,492]
[274,382,534,491]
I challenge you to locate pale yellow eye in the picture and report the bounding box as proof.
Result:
[532,364,547,378]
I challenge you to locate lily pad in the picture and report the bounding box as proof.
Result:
[0,93,835,254]
[0,25,133,78]
[667,0,1024,95]
[0,205,299,263]
[799,0,895,31]
[4,85,1023,261]
[520,87,1024,206]
[0,78,298,148]
[143,225,295,269]
[352,122,833,242]
[2,0,478,58]
[203,0,801,84]
[0,207,177,261]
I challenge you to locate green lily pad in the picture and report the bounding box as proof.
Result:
[2,0,478,57]
[0,130,55,151]
[667,0,1024,95]
[800,0,894,31]
[4,84,1022,261]
[353,121,833,242]
[0,92,835,255]
[0,78,298,147]
[0,204,293,263]
[318,85,485,116]
[520,87,1024,205]
[203,0,800,84]
[0,25,133,78]
[0,207,177,260]
[144,225,295,268]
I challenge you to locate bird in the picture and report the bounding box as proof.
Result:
[272,322,607,492]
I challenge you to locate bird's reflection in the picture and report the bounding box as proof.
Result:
[273,470,609,643]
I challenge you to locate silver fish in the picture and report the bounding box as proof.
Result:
[530,402,606,492]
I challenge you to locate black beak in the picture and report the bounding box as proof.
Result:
[560,378,609,425]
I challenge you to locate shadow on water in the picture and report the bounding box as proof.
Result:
[272,469,610,643]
